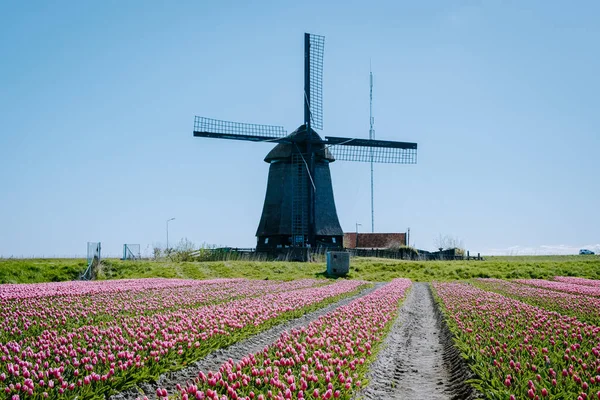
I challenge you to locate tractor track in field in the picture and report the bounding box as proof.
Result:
[355,282,480,400]
[110,282,386,400]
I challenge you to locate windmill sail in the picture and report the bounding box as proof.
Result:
[194,117,287,142]
[324,136,418,163]
[305,33,325,130]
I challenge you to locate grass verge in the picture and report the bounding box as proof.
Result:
[0,255,599,284]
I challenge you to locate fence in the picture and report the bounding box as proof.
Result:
[81,242,101,280]
[122,244,141,260]
[347,247,419,260]
[186,246,480,262]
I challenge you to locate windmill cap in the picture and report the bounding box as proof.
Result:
[264,125,336,163]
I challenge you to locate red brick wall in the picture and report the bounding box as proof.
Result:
[343,232,406,249]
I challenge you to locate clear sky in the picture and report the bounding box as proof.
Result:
[1,1,598,257]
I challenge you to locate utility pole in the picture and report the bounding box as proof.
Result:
[369,65,375,233]
[166,217,175,253]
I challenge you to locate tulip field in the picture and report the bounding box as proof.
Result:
[4,272,600,400]
[553,277,600,288]
[433,278,600,400]
[0,278,331,341]
[474,278,600,326]
[155,278,412,400]
[0,278,369,399]
[513,279,600,297]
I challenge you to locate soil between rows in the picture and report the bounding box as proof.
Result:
[355,282,480,400]
[110,282,385,400]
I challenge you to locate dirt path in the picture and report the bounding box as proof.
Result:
[111,282,385,400]
[356,282,478,400]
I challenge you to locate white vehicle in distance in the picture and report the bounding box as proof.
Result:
[579,249,595,255]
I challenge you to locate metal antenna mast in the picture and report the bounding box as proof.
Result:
[369,65,375,233]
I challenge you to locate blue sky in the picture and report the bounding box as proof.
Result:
[1,1,598,257]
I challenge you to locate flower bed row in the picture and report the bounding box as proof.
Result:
[515,279,600,298]
[0,279,326,341]
[0,280,368,399]
[474,278,600,326]
[0,278,233,300]
[433,282,600,400]
[554,276,600,288]
[156,278,412,400]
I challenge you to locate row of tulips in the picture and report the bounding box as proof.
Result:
[554,277,600,288]
[474,278,600,326]
[1,279,326,341]
[433,282,600,400]
[1,279,368,399]
[154,278,412,400]
[0,278,238,300]
[515,279,600,298]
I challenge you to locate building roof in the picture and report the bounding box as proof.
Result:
[343,232,406,249]
[264,125,335,163]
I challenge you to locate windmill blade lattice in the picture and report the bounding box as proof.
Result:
[326,145,417,163]
[308,34,324,130]
[194,117,287,141]
[324,136,417,164]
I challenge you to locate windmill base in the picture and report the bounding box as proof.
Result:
[256,235,343,252]
[255,247,312,262]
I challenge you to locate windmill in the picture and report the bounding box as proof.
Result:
[193,33,417,257]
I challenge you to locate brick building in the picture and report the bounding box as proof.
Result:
[343,232,406,249]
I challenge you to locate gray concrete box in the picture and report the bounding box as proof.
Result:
[326,251,350,276]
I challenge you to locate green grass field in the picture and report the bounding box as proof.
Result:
[0,255,598,284]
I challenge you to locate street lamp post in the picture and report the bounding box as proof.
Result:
[355,222,362,249]
[166,218,175,253]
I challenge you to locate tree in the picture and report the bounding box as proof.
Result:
[434,234,464,251]
[171,238,197,262]
[152,246,162,260]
